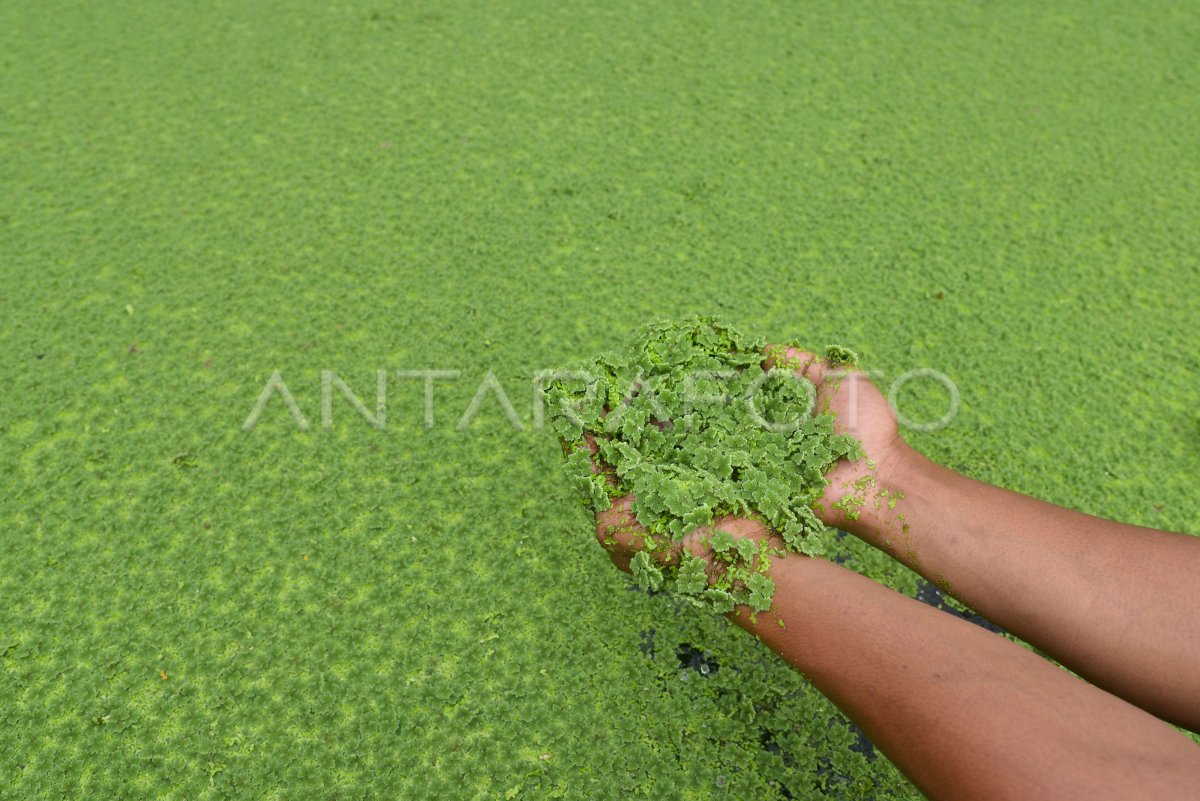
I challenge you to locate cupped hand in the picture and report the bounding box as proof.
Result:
[761,345,915,530]
[577,345,912,572]
[580,434,775,577]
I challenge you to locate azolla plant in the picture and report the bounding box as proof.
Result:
[544,316,863,614]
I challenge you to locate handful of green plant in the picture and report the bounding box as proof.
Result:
[543,316,863,614]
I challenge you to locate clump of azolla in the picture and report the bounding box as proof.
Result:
[545,316,863,613]
[824,345,859,368]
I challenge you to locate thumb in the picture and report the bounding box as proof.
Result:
[761,344,830,386]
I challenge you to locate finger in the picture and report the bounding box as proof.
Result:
[762,344,830,386]
[580,433,621,490]
[582,432,600,461]
[595,494,684,572]
[585,408,685,572]
[595,495,648,572]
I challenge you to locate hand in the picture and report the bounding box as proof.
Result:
[761,346,915,532]
[576,346,912,576]
[580,434,776,580]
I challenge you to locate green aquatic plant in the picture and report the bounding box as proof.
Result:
[545,316,863,613]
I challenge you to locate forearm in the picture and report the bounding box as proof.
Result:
[839,450,1200,731]
[730,555,1200,801]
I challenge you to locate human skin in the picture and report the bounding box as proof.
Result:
[762,346,1200,733]
[588,348,1200,800]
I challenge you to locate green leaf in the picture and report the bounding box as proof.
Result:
[746,573,776,612]
[733,537,757,563]
[630,551,663,592]
[675,553,709,595]
[702,588,736,614]
[824,345,859,367]
[710,529,735,554]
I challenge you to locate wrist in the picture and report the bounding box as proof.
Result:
[816,441,928,543]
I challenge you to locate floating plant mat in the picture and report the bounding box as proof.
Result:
[544,316,863,613]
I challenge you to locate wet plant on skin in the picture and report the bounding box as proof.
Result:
[546,316,865,613]
[825,465,922,573]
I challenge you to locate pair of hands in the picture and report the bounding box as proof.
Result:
[588,345,912,577]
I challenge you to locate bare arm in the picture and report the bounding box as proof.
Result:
[768,345,1200,732]
[730,551,1200,801]
[835,451,1200,732]
[585,395,1200,799]
[594,505,1200,800]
